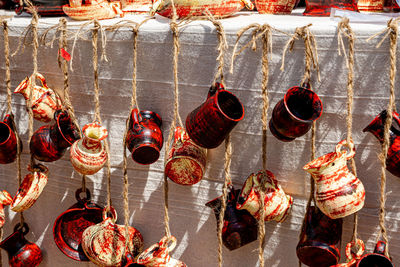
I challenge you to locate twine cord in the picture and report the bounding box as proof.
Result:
[3,21,12,115]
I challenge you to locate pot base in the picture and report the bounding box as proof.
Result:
[132,144,160,165]
[297,244,339,267]
[269,120,295,142]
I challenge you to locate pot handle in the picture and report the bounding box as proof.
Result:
[345,239,365,261]
[33,73,48,89]
[240,0,254,9]
[131,108,142,125]
[208,82,224,99]
[159,235,177,253]
[102,206,117,223]
[14,222,29,235]
[75,188,91,203]
[149,0,163,16]
[335,139,356,160]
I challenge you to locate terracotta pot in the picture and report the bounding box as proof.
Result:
[0,114,22,164]
[0,223,43,267]
[0,190,13,228]
[186,82,244,149]
[165,127,207,185]
[236,170,293,222]
[14,73,62,123]
[303,140,365,219]
[70,122,108,175]
[11,164,48,212]
[255,0,296,14]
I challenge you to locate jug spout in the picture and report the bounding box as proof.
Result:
[363,110,400,143]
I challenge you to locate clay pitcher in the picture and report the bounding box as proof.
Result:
[303,139,365,219]
[70,122,108,175]
[363,110,400,178]
[0,190,12,228]
[136,235,187,267]
[236,170,293,222]
[165,126,207,185]
[0,114,21,164]
[0,223,43,267]
[30,110,80,162]
[14,73,62,123]
[206,185,258,250]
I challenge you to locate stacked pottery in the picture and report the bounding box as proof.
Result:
[0,114,21,164]
[0,190,12,227]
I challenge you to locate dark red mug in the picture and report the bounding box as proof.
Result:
[0,114,21,164]
[185,83,244,149]
[269,85,322,142]
[356,241,393,267]
[126,109,163,165]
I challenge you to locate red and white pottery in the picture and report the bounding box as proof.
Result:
[165,127,207,185]
[357,0,383,12]
[70,122,108,175]
[63,0,123,20]
[11,164,48,212]
[332,239,365,267]
[255,0,296,14]
[303,139,365,219]
[121,0,152,13]
[0,190,12,228]
[236,170,293,222]
[14,73,62,123]
[136,235,187,267]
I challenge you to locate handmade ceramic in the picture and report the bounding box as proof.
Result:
[11,164,48,212]
[0,114,21,164]
[53,188,103,261]
[255,0,296,14]
[121,0,152,12]
[30,110,80,162]
[165,126,207,185]
[236,170,293,222]
[0,190,12,228]
[269,85,322,142]
[150,0,253,18]
[123,253,146,266]
[332,239,365,267]
[126,109,163,165]
[357,0,383,11]
[383,0,400,11]
[70,122,108,175]
[357,241,393,267]
[14,73,62,123]
[0,223,43,267]
[296,206,343,267]
[186,82,244,149]
[63,0,123,20]
[303,0,358,16]
[206,186,258,250]
[363,110,400,178]
[303,139,365,219]
[136,235,186,267]
[82,207,144,266]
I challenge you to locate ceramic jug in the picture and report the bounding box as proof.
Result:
[136,235,187,267]
[0,223,43,267]
[14,73,62,123]
[30,110,80,162]
[206,185,258,250]
[236,170,293,222]
[363,110,400,178]
[0,190,12,228]
[303,139,365,219]
[165,126,207,185]
[0,114,21,164]
[70,122,108,175]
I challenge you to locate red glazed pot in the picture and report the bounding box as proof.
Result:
[0,114,21,164]
[356,241,393,267]
[269,85,322,142]
[255,0,297,14]
[0,223,43,267]
[0,190,13,228]
[126,109,163,165]
[165,126,207,185]
[303,0,358,16]
[186,83,244,149]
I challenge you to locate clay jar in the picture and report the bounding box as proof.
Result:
[303,139,365,219]
[0,114,21,164]
[357,241,393,267]
[165,126,207,185]
[236,170,293,222]
[70,122,108,175]
[255,0,297,14]
[30,110,80,162]
[269,85,322,142]
[126,109,163,165]
[186,82,244,149]
[0,223,43,267]
[0,190,12,228]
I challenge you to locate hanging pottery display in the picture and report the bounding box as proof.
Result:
[186,82,244,149]
[62,0,123,20]
[236,170,293,222]
[0,114,22,164]
[165,126,207,185]
[356,241,393,267]
[363,110,400,178]
[70,122,108,175]
[0,223,43,267]
[0,190,12,228]
[357,0,383,12]
[81,207,144,266]
[11,164,48,212]
[121,0,152,13]
[53,188,104,261]
[126,109,163,165]
[14,73,62,123]
[206,185,258,250]
[136,235,187,267]
[303,139,365,219]
[255,0,296,14]
[269,85,322,142]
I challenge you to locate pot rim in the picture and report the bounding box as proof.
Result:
[214,89,245,122]
[56,110,80,146]
[82,122,108,142]
[0,121,12,146]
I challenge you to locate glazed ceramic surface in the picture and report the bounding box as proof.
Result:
[62,0,123,20]
[121,0,152,12]
[255,0,296,14]
[303,0,358,15]
[0,114,21,164]
[303,140,365,219]
[357,0,383,11]
[356,241,393,267]
[332,239,365,267]
[0,190,12,228]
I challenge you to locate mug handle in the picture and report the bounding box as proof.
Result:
[159,235,177,253]
[208,82,224,99]
[345,238,365,261]
[335,139,356,160]
[75,188,91,203]
[102,206,118,223]
[131,109,142,125]
[33,73,48,89]
[14,222,30,235]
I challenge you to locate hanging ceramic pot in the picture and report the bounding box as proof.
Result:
[53,188,104,261]
[255,0,297,14]
[30,109,80,162]
[332,239,365,267]
[136,235,187,267]
[11,164,48,212]
[357,0,383,12]
[0,223,43,267]
[70,122,108,175]
[363,110,400,178]
[165,126,207,185]
[356,241,393,267]
[236,170,293,222]
[14,73,62,123]
[62,0,123,20]
[121,0,152,12]
[303,139,365,219]
[0,114,22,164]
[303,0,358,16]
[81,206,144,266]
[0,190,12,228]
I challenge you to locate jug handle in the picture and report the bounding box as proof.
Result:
[102,206,117,223]
[208,82,224,99]
[34,73,48,89]
[345,239,365,260]
[336,139,355,160]
[14,222,29,235]
[159,235,177,253]
[131,109,142,125]
[75,188,91,204]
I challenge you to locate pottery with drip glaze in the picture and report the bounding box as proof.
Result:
[0,114,21,164]
[0,190,12,228]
